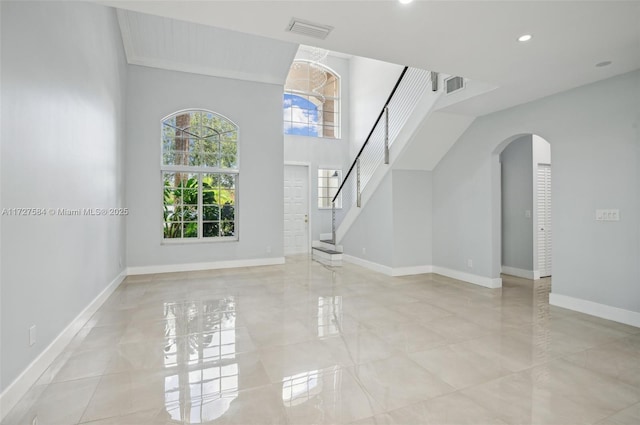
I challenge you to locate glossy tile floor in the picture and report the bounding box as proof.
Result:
[3,256,640,424]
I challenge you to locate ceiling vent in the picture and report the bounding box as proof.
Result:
[444,76,465,94]
[287,18,334,40]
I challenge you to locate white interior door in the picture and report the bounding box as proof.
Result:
[537,164,552,277]
[284,165,309,255]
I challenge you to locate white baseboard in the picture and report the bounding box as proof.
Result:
[549,293,640,328]
[501,266,535,280]
[343,256,501,288]
[432,266,502,289]
[391,265,433,277]
[126,257,285,275]
[343,255,393,275]
[342,255,433,277]
[0,270,126,421]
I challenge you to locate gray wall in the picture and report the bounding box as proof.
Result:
[342,170,433,269]
[433,70,640,313]
[342,173,394,267]
[500,136,534,272]
[0,1,127,391]
[392,170,433,268]
[349,56,403,158]
[125,65,284,267]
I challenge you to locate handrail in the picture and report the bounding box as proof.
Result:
[331,66,409,203]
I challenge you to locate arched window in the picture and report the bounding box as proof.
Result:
[284,60,340,138]
[161,110,238,240]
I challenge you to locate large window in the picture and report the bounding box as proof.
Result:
[161,110,238,241]
[318,169,341,209]
[284,60,340,138]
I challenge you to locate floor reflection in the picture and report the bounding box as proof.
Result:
[163,298,239,423]
[532,279,551,381]
[317,296,343,338]
[282,370,321,407]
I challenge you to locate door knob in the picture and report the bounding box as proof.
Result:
[304,214,308,223]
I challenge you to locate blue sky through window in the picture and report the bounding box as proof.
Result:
[284,93,319,137]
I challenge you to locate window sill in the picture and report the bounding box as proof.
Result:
[284,134,343,141]
[161,237,238,245]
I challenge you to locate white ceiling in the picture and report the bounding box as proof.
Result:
[105,0,640,116]
[116,9,298,85]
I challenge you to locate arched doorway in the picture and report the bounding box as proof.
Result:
[492,134,551,281]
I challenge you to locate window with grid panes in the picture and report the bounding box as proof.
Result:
[161,110,238,241]
[318,169,342,209]
[284,60,340,138]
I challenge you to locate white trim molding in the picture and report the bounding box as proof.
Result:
[432,266,502,289]
[342,255,433,277]
[391,265,434,277]
[343,255,393,276]
[0,270,127,421]
[127,257,285,275]
[550,293,640,328]
[501,266,535,280]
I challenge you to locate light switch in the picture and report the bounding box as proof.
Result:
[596,209,620,221]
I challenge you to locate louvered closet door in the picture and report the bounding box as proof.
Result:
[537,164,552,277]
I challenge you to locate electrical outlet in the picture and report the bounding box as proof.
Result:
[266,245,272,254]
[467,259,473,268]
[29,325,36,346]
[362,247,366,255]
[525,210,531,218]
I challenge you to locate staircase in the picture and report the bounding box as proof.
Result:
[332,67,441,243]
[309,66,438,267]
[311,239,343,266]
[309,64,490,268]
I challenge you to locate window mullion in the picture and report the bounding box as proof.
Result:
[198,173,203,239]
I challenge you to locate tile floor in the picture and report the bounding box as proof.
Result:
[3,256,639,424]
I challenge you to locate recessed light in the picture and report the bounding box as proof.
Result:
[517,34,533,42]
[596,61,612,67]
[398,0,414,4]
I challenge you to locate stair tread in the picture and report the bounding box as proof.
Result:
[320,240,334,244]
[312,247,342,255]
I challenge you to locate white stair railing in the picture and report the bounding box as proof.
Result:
[332,67,433,243]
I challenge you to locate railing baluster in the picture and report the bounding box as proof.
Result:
[356,158,361,208]
[331,202,336,244]
[384,106,390,165]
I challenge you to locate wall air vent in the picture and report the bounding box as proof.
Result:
[444,76,465,94]
[287,18,334,40]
